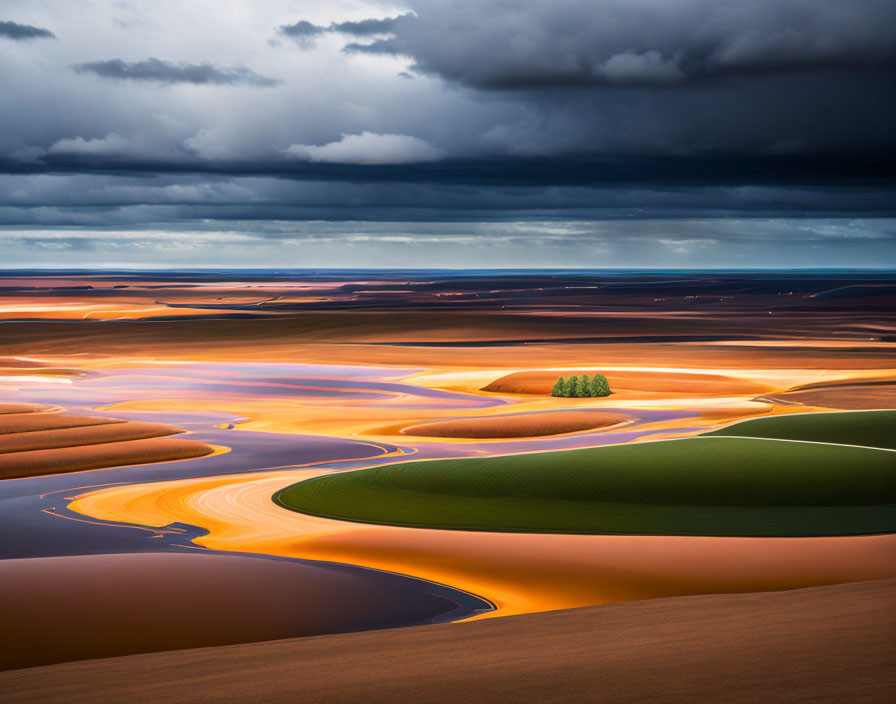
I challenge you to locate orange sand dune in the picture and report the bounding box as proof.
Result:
[0,420,180,453]
[0,358,50,367]
[0,403,50,415]
[0,413,121,435]
[401,410,628,438]
[483,369,773,396]
[3,579,893,703]
[70,471,896,618]
[0,437,212,480]
[764,375,896,410]
[0,367,83,377]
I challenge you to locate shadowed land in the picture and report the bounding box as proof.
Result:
[2,579,893,704]
[0,552,486,671]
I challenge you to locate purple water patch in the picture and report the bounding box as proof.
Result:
[0,358,708,631]
[4,362,503,409]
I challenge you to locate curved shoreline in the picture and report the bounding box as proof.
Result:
[0,401,494,661]
[69,469,896,619]
[0,551,492,671]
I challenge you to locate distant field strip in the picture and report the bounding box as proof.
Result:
[704,410,896,450]
[277,411,896,537]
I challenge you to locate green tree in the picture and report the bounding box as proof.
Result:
[575,375,588,397]
[550,374,611,397]
[589,374,611,397]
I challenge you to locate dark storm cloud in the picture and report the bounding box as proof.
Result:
[0,19,54,40]
[329,1,896,162]
[1,0,894,263]
[72,58,280,86]
[347,1,896,88]
[2,169,895,229]
[3,153,894,192]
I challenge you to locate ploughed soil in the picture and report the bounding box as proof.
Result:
[0,438,212,480]
[0,403,53,415]
[400,410,628,438]
[0,413,120,434]
[0,409,212,479]
[2,579,893,704]
[0,421,181,453]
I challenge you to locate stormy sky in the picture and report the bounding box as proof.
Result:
[1,0,895,268]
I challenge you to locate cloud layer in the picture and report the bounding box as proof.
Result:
[0,0,894,267]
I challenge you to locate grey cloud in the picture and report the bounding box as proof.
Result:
[330,14,411,36]
[347,1,896,88]
[278,20,325,47]
[0,20,54,40]
[1,172,894,227]
[280,20,324,37]
[284,132,441,164]
[72,58,280,86]
[280,13,409,47]
[0,0,893,263]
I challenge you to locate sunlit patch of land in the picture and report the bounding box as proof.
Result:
[482,369,773,396]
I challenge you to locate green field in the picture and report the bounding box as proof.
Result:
[704,410,896,450]
[275,411,896,537]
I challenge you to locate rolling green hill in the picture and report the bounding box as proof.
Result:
[276,412,896,537]
[703,410,896,450]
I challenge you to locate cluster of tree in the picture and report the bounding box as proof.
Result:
[551,374,611,397]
